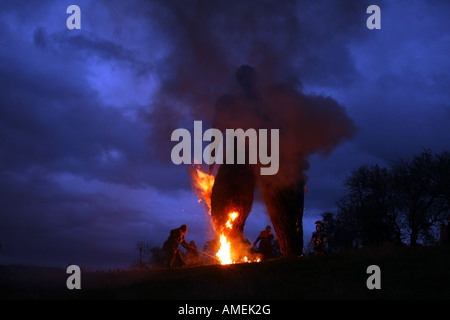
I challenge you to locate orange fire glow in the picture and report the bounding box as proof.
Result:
[225,211,238,229]
[216,211,239,265]
[190,166,261,265]
[216,234,233,265]
[190,166,215,214]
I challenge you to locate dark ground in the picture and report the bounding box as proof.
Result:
[1,244,449,300]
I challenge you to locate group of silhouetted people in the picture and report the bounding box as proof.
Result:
[252,221,328,259]
[164,213,450,268]
[162,224,201,267]
[163,220,331,267]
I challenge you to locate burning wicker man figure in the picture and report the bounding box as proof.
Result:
[308,221,328,256]
[209,64,261,253]
[163,224,190,267]
[253,225,275,260]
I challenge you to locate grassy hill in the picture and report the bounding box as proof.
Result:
[1,244,449,300]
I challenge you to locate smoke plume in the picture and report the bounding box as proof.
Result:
[144,0,362,184]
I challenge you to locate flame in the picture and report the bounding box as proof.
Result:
[190,166,215,214]
[216,234,233,265]
[189,167,260,265]
[242,256,260,263]
[225,211,238,229]
[216,211,239,265]
[215,211,263,265]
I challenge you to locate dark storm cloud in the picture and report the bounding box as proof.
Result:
[33,27,137,64]
[133,0,365,197]
[135,0,373,137]
[0,69,150,188]
[0,0,372,268]
[0,169,154,268]
[339,0,450,164]
[151,0,371,84]
[0,1,195,269]
[299,0,450,216]
[0,8,188,191]
[1,0,447,269]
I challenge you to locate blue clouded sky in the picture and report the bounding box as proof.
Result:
[0,0,449,270]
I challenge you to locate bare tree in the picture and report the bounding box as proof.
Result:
[392,150,450,245]
[331,149,450,249]
[336,164,402,247]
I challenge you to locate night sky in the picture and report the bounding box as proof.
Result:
[1,0,449,270]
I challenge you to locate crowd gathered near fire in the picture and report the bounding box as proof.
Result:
[162,220,329,268]
[160,65,450,269]
[161,64,352,268]
[162,214,450,268]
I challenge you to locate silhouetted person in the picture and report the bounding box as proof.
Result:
[185,240,201,265]
[163,224,189,267]
[309,221,327,256]
[253,225,274,260]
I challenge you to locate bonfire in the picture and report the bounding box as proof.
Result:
[190,166,260,265]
